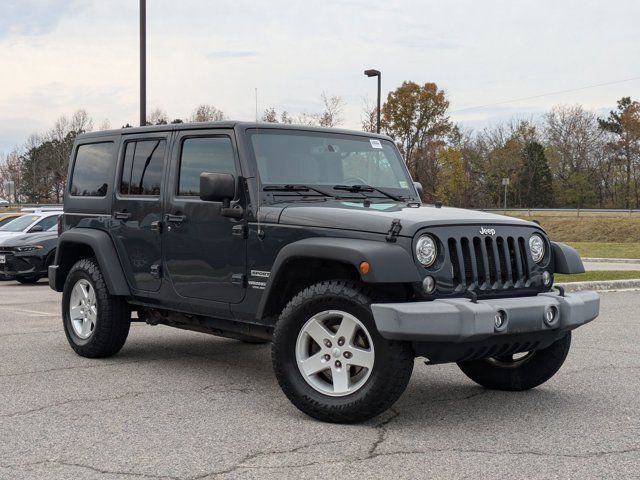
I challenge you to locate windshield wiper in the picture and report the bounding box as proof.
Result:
[263,184,331,197]
[333,184,405,202]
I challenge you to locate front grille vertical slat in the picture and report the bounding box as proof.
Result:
[501,237,513,285]
[465,238,479,288]
[479,238,492,286]
[454,240,467,289]
[490,238,503,286]
[511,237,524,286]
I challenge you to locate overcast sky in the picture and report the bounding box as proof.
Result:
[1,0,639,152]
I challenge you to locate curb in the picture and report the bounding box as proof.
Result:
[582,257,640,264]
[558,279,640,292]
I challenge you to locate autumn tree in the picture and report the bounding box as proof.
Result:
[381,81,451,182]
[598,97,640,208]
[435,147,470,206]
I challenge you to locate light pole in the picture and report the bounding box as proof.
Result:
[364,69,381,133]
[140,0,146,126]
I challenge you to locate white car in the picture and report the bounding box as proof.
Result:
[0,210,62,243]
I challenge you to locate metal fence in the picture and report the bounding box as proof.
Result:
[480,208,640,216]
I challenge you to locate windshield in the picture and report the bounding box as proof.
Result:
[0,214,40,232]
[247,129,415,200]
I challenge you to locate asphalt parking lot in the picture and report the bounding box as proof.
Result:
[0,280,638,479]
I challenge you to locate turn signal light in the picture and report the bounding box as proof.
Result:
[359,262,370,275]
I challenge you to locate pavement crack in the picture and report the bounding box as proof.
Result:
[0,459,176,479]
[190,440,345,478]
[367,407,400,458]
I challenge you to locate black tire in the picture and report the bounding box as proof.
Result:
[15,275,41,284]
[457,332,572,391]
[272,280,414,424]
[62,258,130,358]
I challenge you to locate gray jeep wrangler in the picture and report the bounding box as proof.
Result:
[49,122,599,423]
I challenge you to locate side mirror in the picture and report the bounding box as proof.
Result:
[29,225,44,233]
[199,172,236,205]
[413,182,424,201]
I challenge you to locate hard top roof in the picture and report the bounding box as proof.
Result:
[76,121,392,141]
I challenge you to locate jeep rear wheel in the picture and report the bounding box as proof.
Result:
[62,258,130,358]
[457,332,571,391]
[272,280,414,423]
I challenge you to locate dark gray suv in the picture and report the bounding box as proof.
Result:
[49,122,599,423]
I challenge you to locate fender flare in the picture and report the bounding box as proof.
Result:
[551,241,585,274]
[256,237,420,319]
[52,228,131,295]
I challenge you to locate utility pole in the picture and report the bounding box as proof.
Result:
[140,0,146,126]
[502,177,510,213]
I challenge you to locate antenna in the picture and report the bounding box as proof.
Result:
[254,87,264,239]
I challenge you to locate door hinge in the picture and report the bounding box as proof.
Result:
[386,218,402,242]
[231,273,246,286]
[232,224,248,239]
[150,264,162,279]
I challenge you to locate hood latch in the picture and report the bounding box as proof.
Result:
[386,218,402,243]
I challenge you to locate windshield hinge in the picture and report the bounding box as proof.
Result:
[386,218,402,243]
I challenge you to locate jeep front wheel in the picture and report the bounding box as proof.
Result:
[457,332,571,391]
[272,280,414,423]
[62,258,131,358]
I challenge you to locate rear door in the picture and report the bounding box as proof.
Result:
[163,129,247,303]
[111,132,169,293]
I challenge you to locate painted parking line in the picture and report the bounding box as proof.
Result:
[0,306,59,318]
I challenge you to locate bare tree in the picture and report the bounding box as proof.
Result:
[190,104,226,123]
[147,107,169,125]
[318,92,345,127]
[361,99,377,132]
[0,150,23,203]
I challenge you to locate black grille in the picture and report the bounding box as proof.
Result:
[448,235,529,291]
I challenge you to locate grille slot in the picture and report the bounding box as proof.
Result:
[449,234,529,291]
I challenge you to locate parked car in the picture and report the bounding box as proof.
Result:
[0,212,23,228]
[0,226,58,284]
[49,122,599,423]
[0,209,61,242]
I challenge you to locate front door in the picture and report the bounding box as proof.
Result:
[111,133,168,292]
[163,130,246,303]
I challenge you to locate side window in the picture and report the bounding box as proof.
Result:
[33,215,58,231]
[70,142,114,197]
[120,139,166,196]
[178,137,236,197]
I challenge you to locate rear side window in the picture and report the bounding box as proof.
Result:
[120,139,166,196]
[178,137,236,196]
[33,215,59,232]
[70,142,114,197]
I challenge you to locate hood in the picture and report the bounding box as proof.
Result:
[271,200,539,237]
[0,231,58,246]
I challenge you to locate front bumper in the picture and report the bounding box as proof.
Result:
[0,253,44,277]
[371,290,599,343]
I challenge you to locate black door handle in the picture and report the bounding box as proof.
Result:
[113,211,131,220]
[165,214,186,224]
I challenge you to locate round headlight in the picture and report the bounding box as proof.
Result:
[529,234,545,263]
[416,235,437,267]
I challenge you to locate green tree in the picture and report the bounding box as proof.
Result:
[435,147,470,206]
[517,142,553,207]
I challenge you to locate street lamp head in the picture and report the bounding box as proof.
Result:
[364,69,380,77]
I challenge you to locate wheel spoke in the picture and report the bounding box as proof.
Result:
[335,314,358,345]
[332,366,350,394]
[299,352,329,376]
[347,347,374,370]
[70,306,83,320]
[304,318,334,345]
